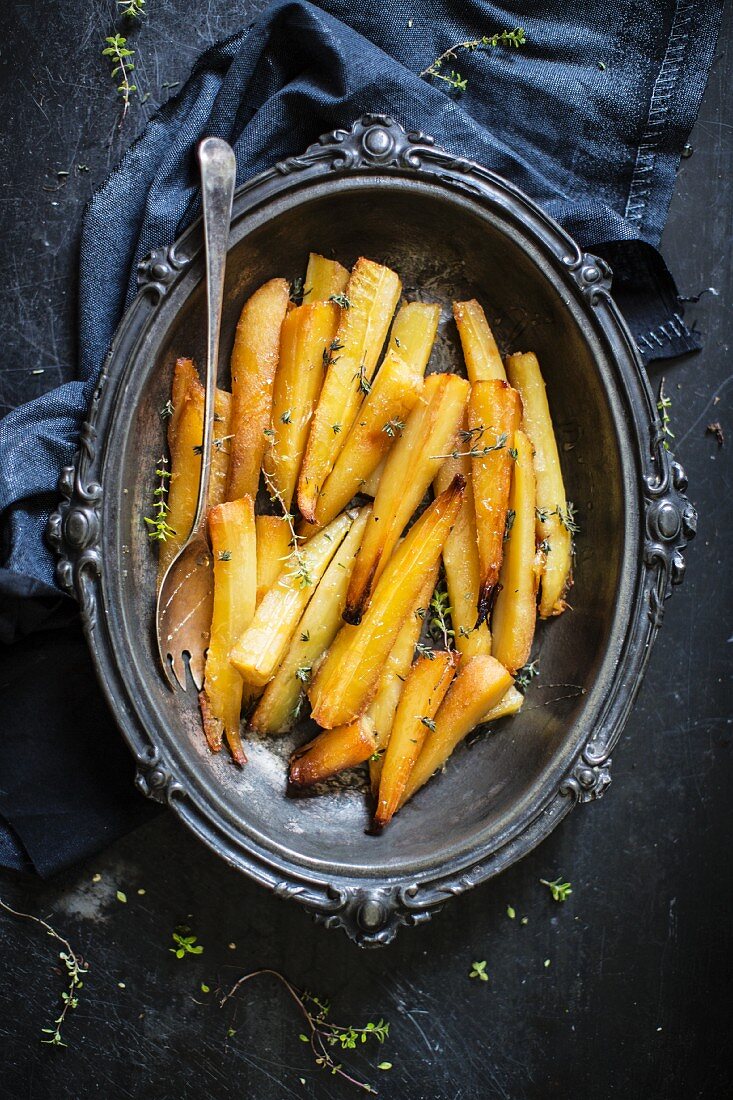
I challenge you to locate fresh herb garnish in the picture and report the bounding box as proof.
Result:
[328,293,351,309]
[102,35,136,127]
[382,418,406,438]
[431,432,508,460]
[217,550,232,562]
[0,898,88,1047]
[540,877,572,903]
[170,928,204,959]
[144,457,175,543]
[420,28,526,95]
[469,960,489,981]
[221,970,389,1094]
[514,659,540,693]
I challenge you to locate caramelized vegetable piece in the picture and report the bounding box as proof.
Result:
[309,476,465,729]
[312,350,424,527]
[304,252,350,301]
[298,258,401,522]
[399,656,513,808]
[453,300,506,383]
[229,511,353,686]
[226,278,290,501]
[433,442,492,659]
[255,515,292,605]
[250,508,371,734]
[159,359,232,582]
[468,379,522,624]
[506,351,573,617]
[199,496,257,765]
[367,564,440,794]
[361,457,385,498]
[491,430,538,674]
[374,650,459,829]
[483,684,524,722]
[289,717,378,788]
[345,372,469,624]
[386,301,441,372]
[264,301,340,508]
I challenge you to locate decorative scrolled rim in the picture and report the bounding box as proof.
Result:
[50,114,698,946]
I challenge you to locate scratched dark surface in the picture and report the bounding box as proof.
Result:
[1,2,732,1098]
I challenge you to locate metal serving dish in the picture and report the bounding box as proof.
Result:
[49,116,695,946]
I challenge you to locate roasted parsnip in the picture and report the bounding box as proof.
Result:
[399,656,513,808]
[250,508,371,734]
[374,649,459,829]
[199,497,257,765]
[468,379,523,624]
[362,457,385,498]
[506,351,572,617]
[433,445,491,659]
[159,360,232,581]
[229,510,354,686]
[312,350,424,527]
[297,258,401,522]
[255,514,292,605]
[344,372,469,623]
[491,430,538,674]
[304,252,350,302]
[386,301,441,372]
[264,301,340,508]
[367,564,440,794]
[226,278,290,501]
[453,300,506,382]
[289,717,378,788]
[309,476,465,729]
[483,684,524,723]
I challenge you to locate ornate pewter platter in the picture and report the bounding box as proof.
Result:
[48,117,695,946]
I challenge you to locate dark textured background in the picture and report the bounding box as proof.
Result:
[1,2,731,1098]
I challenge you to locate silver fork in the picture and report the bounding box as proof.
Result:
[155,136,236,690]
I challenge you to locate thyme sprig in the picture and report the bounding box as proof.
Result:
[431,432,507,460]
[382,418,406,438]
[262,469,312,588]
[657,378,675,451]
[420,28,526,94]
[540,877,572,903]
[0,897,88,1047]
[514,659,540,693]
[102,35,136,127]
[145,456,176,542]
[290,277,311,306]
[170,928,204,959]
[117,0,146,18]
[221,969,389,1093]
[329,293,351,309]
[353,362,372,396]
[428,585,454,649]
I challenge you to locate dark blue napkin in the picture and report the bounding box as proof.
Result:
[0,0,723,873]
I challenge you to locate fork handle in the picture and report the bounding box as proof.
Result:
[192,137,237,536]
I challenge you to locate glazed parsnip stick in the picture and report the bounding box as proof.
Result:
[468,379,522,624]
[304,252,350,301]
[297,258,401,522]
[309,476,465,729]
[250,508,371,734]
[453,300,506,382]
[344,372,469,624]
[399,656,513,808]
[491,430,538,674]
[367,563,440,794]
[159,358,232,582]
[255,514,292,605]
[289,717,378,788]
[373,649,459,829]
[229,510,354,686]
[200,496,257,765]
[312,350,423,528]
[264,301,341,509]
[506,351,573,617]
[433,443,492,659]
[226,278,290,501]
